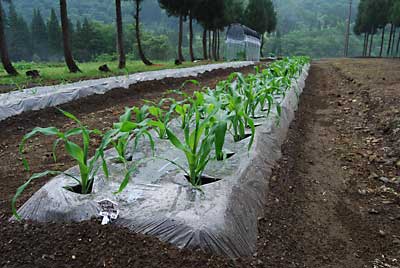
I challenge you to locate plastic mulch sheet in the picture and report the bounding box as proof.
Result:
[13,64,310,258]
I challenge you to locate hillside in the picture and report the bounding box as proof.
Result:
[9,0,362,58]
[12,0,176,28]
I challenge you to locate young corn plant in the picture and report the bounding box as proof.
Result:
[161,95,226,188]
[223,90,256,145]
[13,109,109,220]
[146,98,175,139]
[105,107,154,163]
[102,107,155,194]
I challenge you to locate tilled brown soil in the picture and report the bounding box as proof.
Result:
[1,59,400,268]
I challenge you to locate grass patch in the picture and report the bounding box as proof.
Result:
[0,60,208,94]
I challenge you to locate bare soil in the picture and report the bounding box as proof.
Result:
[1,59,400,268]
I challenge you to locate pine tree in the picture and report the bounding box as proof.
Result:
[7,2,31,61]
[31,9,48,60]
[47,8,62,57]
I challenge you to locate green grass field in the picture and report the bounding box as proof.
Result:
[0,60,207,93]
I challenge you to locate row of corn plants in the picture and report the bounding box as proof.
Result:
[12,56,310,219]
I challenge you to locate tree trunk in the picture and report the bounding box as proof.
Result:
[387,24,394,57]
[202,28,207,60]
[379,26,385,57]
[134,0,152,66]
[178,15,184,62]
[212,31,217,61]
[189,12,194,62]
[60,0,80,73]
[115,0,126,69]
[217,30,220,60]
[396,30,400,57]
[364,33,369,56]
[208,30,211,60]
[369,33,374,57]
[0,0,18,75]
[391,27,397,56]
[362,33,367,56]
[260,34,265,58]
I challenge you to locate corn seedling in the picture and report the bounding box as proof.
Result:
[146,98,175,139]
[13,109,109,220]
[162,94,225,187]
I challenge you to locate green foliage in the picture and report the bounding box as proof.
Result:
[46,8,62,58]
[147,98,175,139]
[13,109,109,219]
[243,0,276,35]
[6,2,31,61]
[31,9,48,60]
[157,56,310,186]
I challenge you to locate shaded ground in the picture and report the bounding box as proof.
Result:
[1,59,400,268]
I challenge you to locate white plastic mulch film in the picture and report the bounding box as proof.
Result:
[13,64,310,259]
[0,61,254,122]
[226,24,261,62]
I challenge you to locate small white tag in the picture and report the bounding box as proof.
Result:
[97,199,119,225]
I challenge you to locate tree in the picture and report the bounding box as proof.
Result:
[31,9,48,60]
[193,0,225,61]
[73,18,101,61]
[354,0,380,57]
[243,0,277,57]
[391,0,400,56]
[115,0,125,68]
[0,0,17,75]
[60,0,80,72]
[7,2,32,61]
[134,0,152,65]
[158,0,187,62]
[47,8,62,57]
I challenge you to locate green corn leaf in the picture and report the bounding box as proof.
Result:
[214,121,227,160]
[166,128,190,154]
[65,140,85,164]
[58,109,82,126]
[12,170,62,220]
[114,164,137,194]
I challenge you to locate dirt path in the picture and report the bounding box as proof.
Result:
[253,59,400,268]
[1,59,399,268]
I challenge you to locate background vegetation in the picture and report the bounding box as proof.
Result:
[6,0,364,62]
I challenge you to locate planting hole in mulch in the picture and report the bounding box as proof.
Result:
[251,115,265,119]
[184,175,221,185]
[234,133,252,142]
[225,152,236,159]
[247,122,262,128]
[64,180,94,194]
[216,152,236,161]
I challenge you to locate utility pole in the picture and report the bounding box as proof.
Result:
[344,0,353,57]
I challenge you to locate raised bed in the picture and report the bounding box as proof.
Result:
[12,63,310,258]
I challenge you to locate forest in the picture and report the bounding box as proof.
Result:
[354,0,400,57]
[2,0,365,66]
[2,0,400,76]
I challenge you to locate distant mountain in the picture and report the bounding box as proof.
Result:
[273,0,360,33]
[11,0,359,32]
[10,0,176,29]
